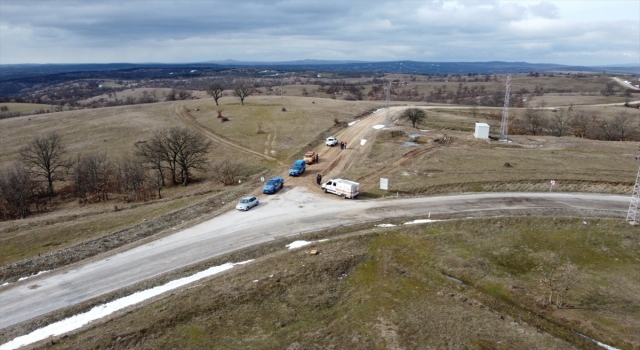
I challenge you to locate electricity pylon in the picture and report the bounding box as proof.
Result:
[500,74,512,141]
[385,83,391,127]
[626,165,640,225]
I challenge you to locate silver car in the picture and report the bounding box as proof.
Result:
[326,136,338,146]
[236,196,259,211]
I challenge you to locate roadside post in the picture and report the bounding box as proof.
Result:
[550,180,555,192]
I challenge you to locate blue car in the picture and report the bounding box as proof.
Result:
[262,177,284,194]
[288,160,306,176]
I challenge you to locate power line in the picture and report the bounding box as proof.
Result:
[500,74,512,141]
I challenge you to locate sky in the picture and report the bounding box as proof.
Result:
[0,0,639,66]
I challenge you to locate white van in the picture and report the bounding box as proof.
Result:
[321,178,359,199]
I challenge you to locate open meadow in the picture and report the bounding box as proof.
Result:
[1,73,640,349]
[33,217,640,350]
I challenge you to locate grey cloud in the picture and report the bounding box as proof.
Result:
[529,2,560,19]
[0,0,637,65]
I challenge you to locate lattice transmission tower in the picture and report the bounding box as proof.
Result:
[385,83,391,127]
[626,165,640,225]
[500,74,512,141]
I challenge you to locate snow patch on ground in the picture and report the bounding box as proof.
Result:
[286,240,314,249]
[404,219,441,225]
[360,139,367,146]
[348,120,360,126]
[0,261,251,350]
[17,270,50,282]
[373,125,385,129]
[376,224,397,227]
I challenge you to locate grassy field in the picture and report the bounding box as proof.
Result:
[185,96,382,161]
[342,108,639,197]
[0,103,56,114]
[39,217,639,349]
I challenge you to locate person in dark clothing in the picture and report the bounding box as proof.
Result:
[340,141,344,149]
[316,173,322,185]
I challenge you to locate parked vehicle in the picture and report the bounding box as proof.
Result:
[321,178,360,199]
[262,177,284,194]
[288,160,306,176]
[326,136,338,146]
[303,151,318,164]
[236,196,259,211]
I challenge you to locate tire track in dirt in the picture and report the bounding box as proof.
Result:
[356,145,440,183]
[174,104,285,166]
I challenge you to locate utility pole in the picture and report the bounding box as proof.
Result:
[500,74,512,141]
[626,165,640,225]
[385,83,391,127]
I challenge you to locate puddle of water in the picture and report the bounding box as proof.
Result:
[409,134,423,138]
[402,141,419,146]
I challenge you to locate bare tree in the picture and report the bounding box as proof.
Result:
[610,111,634,141]
[570,110,591,138]
[401,108,427,128]
[165,89,177,101]
[535,255,581,308]
[0,163,37,219]
[211,159,244,185]
[177,90,192,100]
[522,106,547,135]
[207,82,225,105]
[73,152,112,203]
[117,156,150,202]
[600,81,616,96]
[549,109,570,137]
[233,80,254,105]
[135,138,168,187]
[19,132,68,195]
[171,128,212,185]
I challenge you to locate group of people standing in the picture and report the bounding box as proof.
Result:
[316,140,349,185]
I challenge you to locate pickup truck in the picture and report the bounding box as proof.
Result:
[288,160,306,176]
[303,151,318,164]
[321,178,359,199]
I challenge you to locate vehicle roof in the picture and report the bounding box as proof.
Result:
[267,177,283,182]
[326,136,336,139]
[293,160,305,165]
[241,196,255,200]
[304,151,316,155]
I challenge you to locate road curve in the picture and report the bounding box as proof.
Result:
[0,189,629,330]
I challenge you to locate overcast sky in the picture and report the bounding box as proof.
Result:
[1,0,638,66]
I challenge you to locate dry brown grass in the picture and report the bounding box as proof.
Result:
[37,217,638,350]
[342,107,639,197]
[184,96,382,160]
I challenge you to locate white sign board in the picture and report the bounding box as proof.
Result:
[380,178,389,190]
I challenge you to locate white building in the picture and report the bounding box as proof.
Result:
[474,123,490,139]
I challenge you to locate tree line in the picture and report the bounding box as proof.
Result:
[0,127,213,220]
[511,106,638,141]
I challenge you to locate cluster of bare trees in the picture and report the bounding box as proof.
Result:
[0,128,212,220]
[535,255,581,308]
[512,106,638,141]
[206,80,255,105]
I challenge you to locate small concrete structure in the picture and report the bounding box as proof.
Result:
[474,123,490,139]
